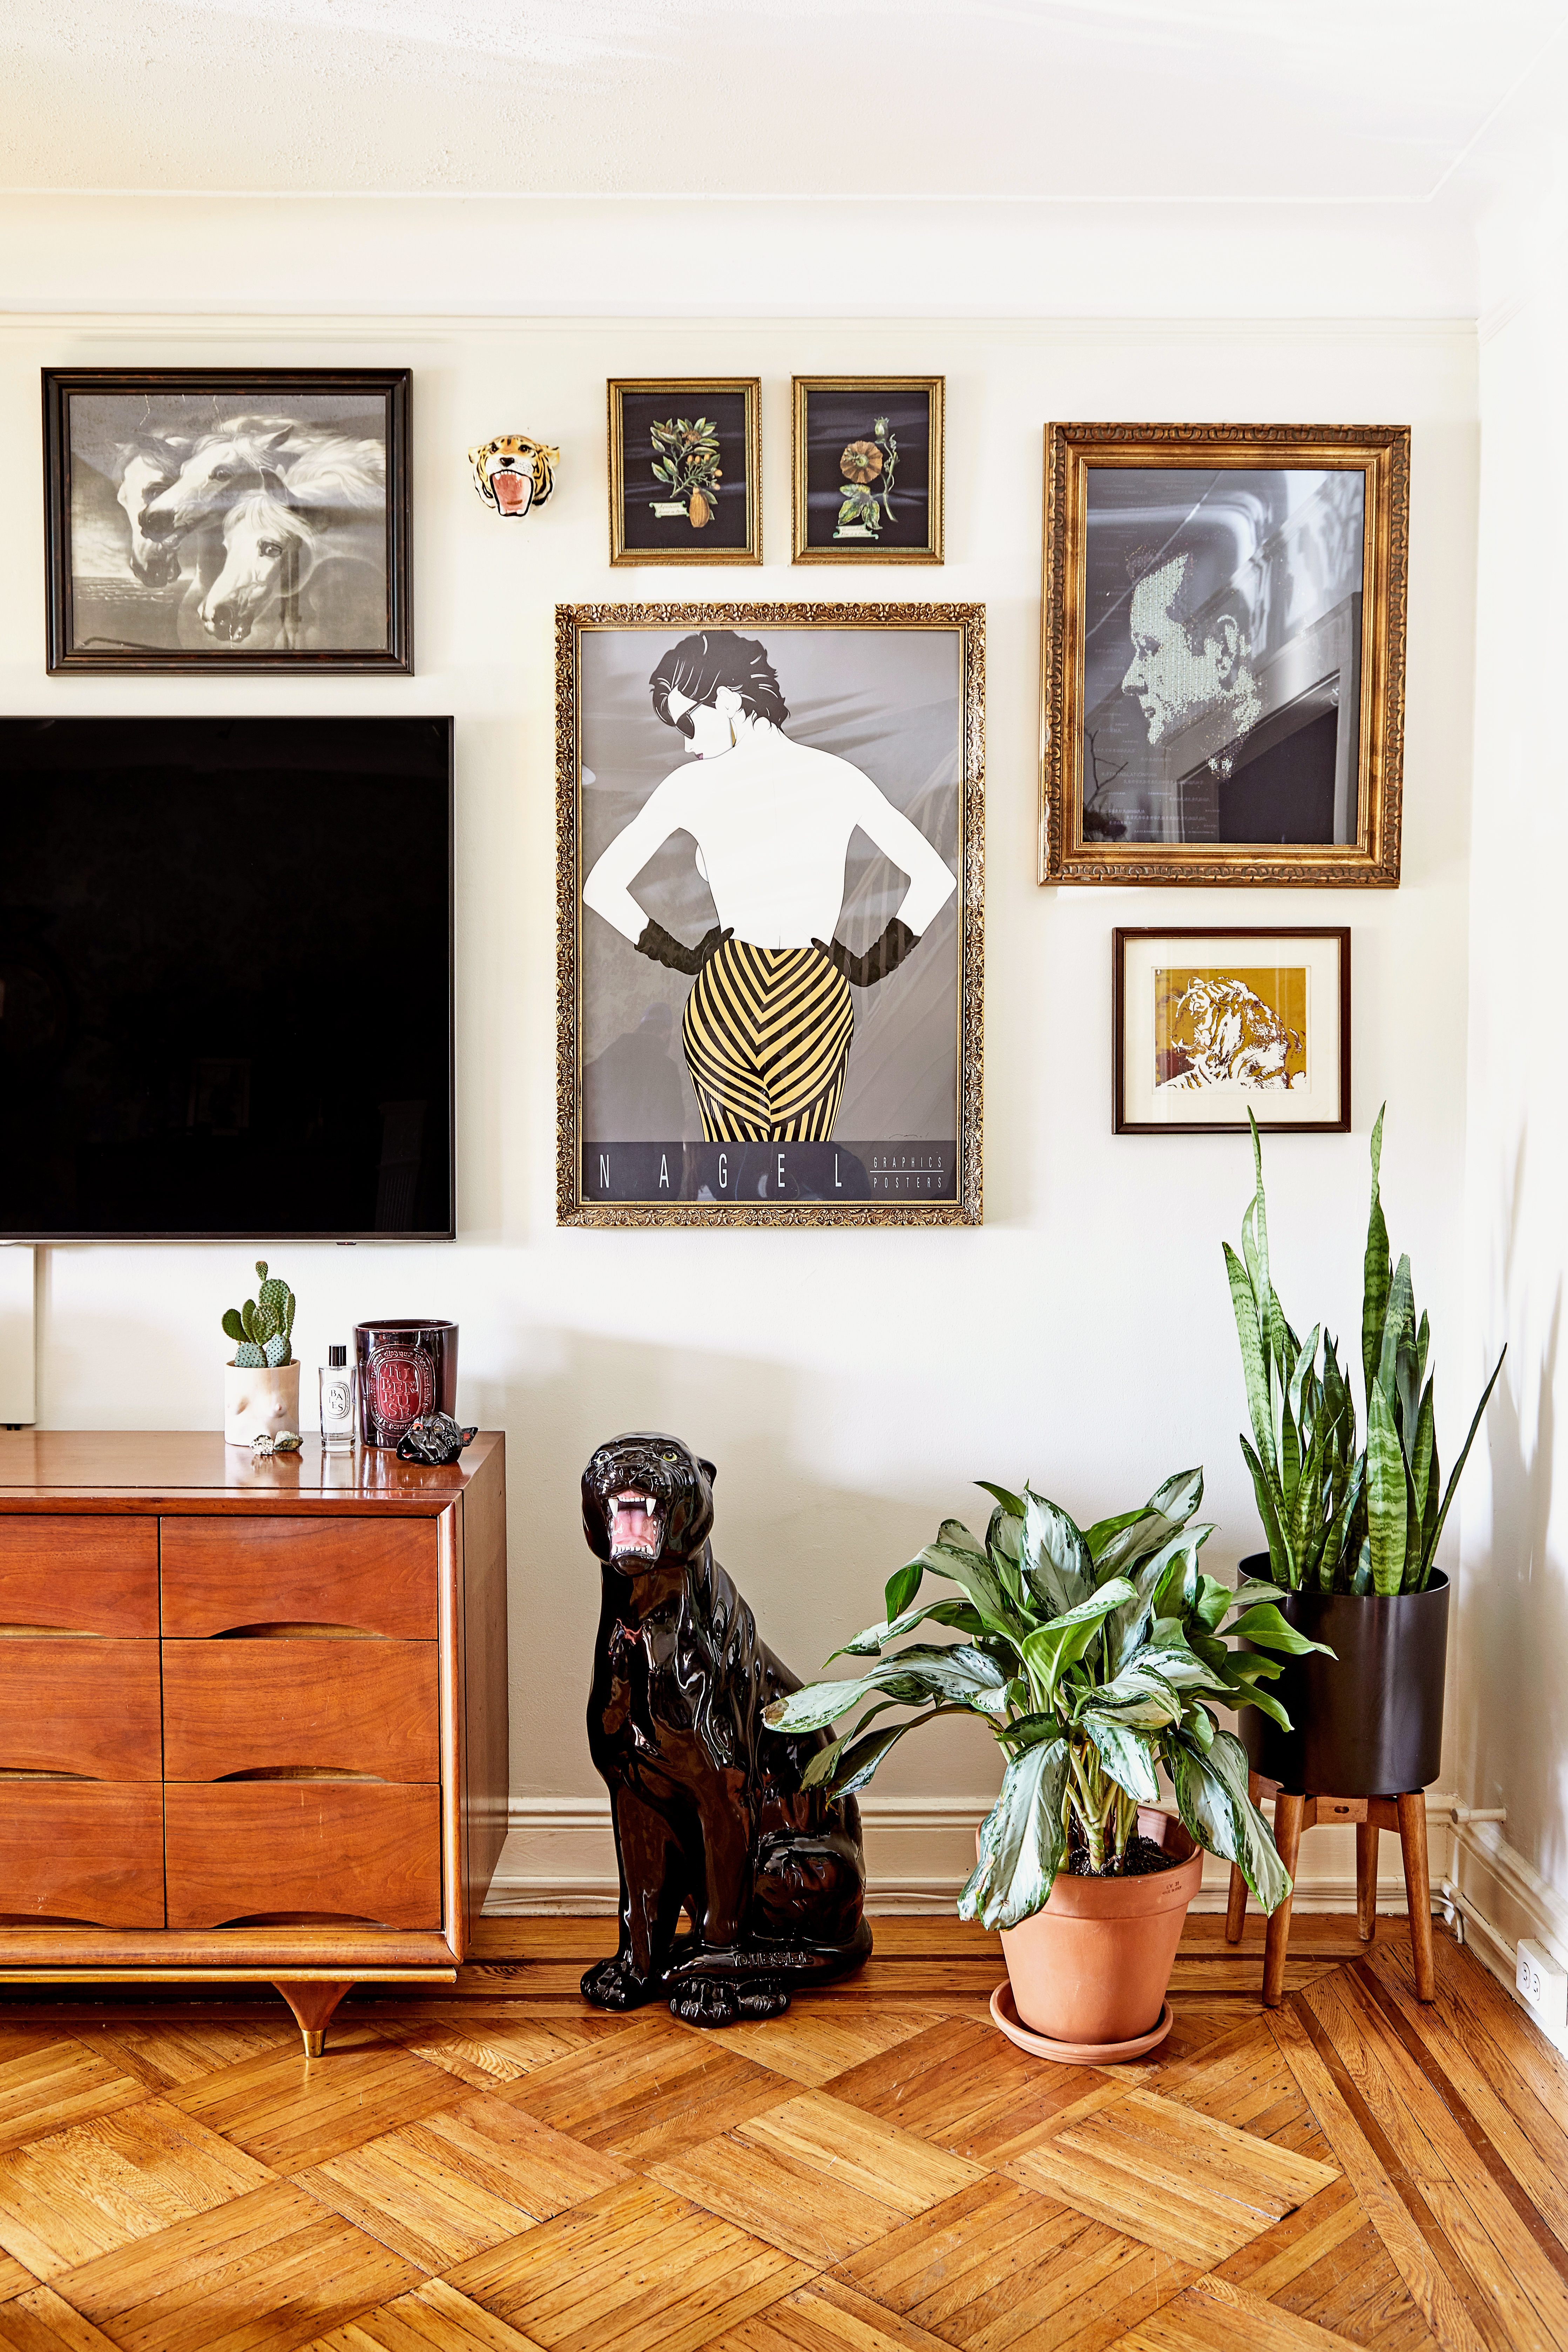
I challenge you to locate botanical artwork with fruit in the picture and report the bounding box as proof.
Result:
[836,417,899,540]
[648,416,723,529]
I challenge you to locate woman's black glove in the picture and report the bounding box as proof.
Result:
[635,917,732,976]
[812,917,918,988]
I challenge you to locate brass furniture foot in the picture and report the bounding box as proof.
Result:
[275,1979,352,2054]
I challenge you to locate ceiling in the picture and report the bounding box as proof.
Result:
[2,0,1564,203]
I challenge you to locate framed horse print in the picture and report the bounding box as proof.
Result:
[1041,423,1409,886]
[557,601,984,1225]
[42,367,412,671]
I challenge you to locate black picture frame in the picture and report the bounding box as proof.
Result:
[792,376,944,564]
[607,380,762,566]
[1113,926,1351,1135]
[42,367,413,673]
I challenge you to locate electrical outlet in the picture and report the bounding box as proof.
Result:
[1516,1939,1568,2027]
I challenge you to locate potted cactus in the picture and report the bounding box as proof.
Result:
[221,1261,300,1446]
[1225,1110,1505,1794]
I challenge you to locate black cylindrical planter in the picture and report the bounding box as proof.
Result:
[1238,1552,1449,1795]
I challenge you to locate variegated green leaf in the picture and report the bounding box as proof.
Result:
[959,1738,1069,1929]
[1366,1380,1409,1597]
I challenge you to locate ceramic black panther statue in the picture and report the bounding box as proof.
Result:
[580,1432,871,2027]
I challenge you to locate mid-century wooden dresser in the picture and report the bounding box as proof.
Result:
[0,1430,507,2050]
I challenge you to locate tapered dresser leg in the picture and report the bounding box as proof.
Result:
[1395,1793,1435,2001]
[1356,1819,1379,1942]
[275,1980,352,2055]
[1263,1793,1305,2008]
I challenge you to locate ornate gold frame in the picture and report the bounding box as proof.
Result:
[791,377,945,565]
[607,380,762,566]
[1040,423,1410,886]
[556,601,984,1227]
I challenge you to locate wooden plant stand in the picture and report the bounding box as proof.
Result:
[1225,1773,1434,2006]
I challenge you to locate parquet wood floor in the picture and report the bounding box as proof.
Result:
[0,1918,1557,2350]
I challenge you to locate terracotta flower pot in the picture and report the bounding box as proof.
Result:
[991,1806,1202,2047]
[222,1360,300,1447]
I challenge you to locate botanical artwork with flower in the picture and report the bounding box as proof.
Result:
[836,417,898,540]
[612,386,756,559]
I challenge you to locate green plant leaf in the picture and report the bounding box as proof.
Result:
[830,1597,986,1660]
[1020,1579,1135,1701]
[805,1708,954,1796]
[221,1308,245,1344]
[1226,1604,1335,1657]
[1419,1345,1507,1585]
[959,1738,1068,1929]
[1088,1468,1203,1581]
[1080,1714,1160,1803]
[1363,1104,1392,1403]
[239,1299,258,1341]
[1085,1660,1184,1728]
[1021,1491,1093,1616]
[1169,1727,1292,1912]
[1366,1380,1410,1596]
[765,1643,1011,1736]
[1239,1434,1295,1587]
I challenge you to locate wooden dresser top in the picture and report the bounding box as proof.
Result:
[0,1430,503,1514]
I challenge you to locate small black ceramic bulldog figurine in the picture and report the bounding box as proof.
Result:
[580,1432,871,2027]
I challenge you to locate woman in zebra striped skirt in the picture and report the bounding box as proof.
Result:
[582,631,957,1144]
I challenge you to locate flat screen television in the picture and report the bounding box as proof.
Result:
[0,715,454,1240]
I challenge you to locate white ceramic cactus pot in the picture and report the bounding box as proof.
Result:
[223,1360,301,1447]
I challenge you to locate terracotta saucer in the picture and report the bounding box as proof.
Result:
[988,1979,1174,2064]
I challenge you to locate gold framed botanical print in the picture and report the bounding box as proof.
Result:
[1041,423,1409,886]
[792,377,944,563]
[607,380,761,566]
[557,601,984,1225]
[1113,927,1351,1135]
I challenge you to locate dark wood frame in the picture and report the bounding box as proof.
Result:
[1042,423,1409,886]
[42,367,413,673]
[1112,925,1351,1135]
[606,379,762,567]
[556,599,985,1226]
[791,376,945,565]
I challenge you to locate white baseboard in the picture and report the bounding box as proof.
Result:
[1445,1817,1568,2056]
[484,1791,1465,1918]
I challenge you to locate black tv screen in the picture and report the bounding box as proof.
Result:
[0,716,454,1239]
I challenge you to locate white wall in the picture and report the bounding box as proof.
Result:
[0,258,1480,1891]
[1455,155,1568,1973]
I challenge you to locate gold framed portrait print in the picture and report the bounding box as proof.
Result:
[1041,423,1410,886]
[557,601,984,1226]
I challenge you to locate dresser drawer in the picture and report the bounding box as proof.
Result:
[0,1784,164,1928]
[161,1640,439,1782]
[0,1518,158,1636]
[0,1640,161,1779]
[164,1784,441,1930]
[160,1517,439,1639]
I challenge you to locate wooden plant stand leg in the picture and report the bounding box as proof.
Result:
[275,1980,352,2056]
[1356,1818,1379,1942]
[1263,1792,1306,2008]
[1395,1792,1435,2001]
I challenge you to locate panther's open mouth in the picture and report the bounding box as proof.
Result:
[609,1490,664,1559]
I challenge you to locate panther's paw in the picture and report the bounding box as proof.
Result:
[668,1976,744,2028]
[581,1955,658,2010]
[736,1983,791,2020]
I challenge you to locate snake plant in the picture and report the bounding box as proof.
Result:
[1228,1109,1504,1595]
[765,1468,1326,1927]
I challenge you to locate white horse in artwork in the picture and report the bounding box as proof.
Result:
[113,439,195,587]
[139,417,384,552]
[194,467,384,649]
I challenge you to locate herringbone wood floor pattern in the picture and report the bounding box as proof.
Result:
[0,1917,1557,2351]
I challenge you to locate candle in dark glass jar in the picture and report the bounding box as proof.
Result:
[354,1320,458,1448]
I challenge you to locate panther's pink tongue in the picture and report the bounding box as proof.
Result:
[612,1503,659,1552]
[492,469,529,514]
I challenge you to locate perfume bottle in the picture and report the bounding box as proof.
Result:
[319,1345,357,1454]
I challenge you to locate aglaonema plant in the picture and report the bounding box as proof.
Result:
[764,1468,1329,1929]
[1228,1108,1505,1595]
